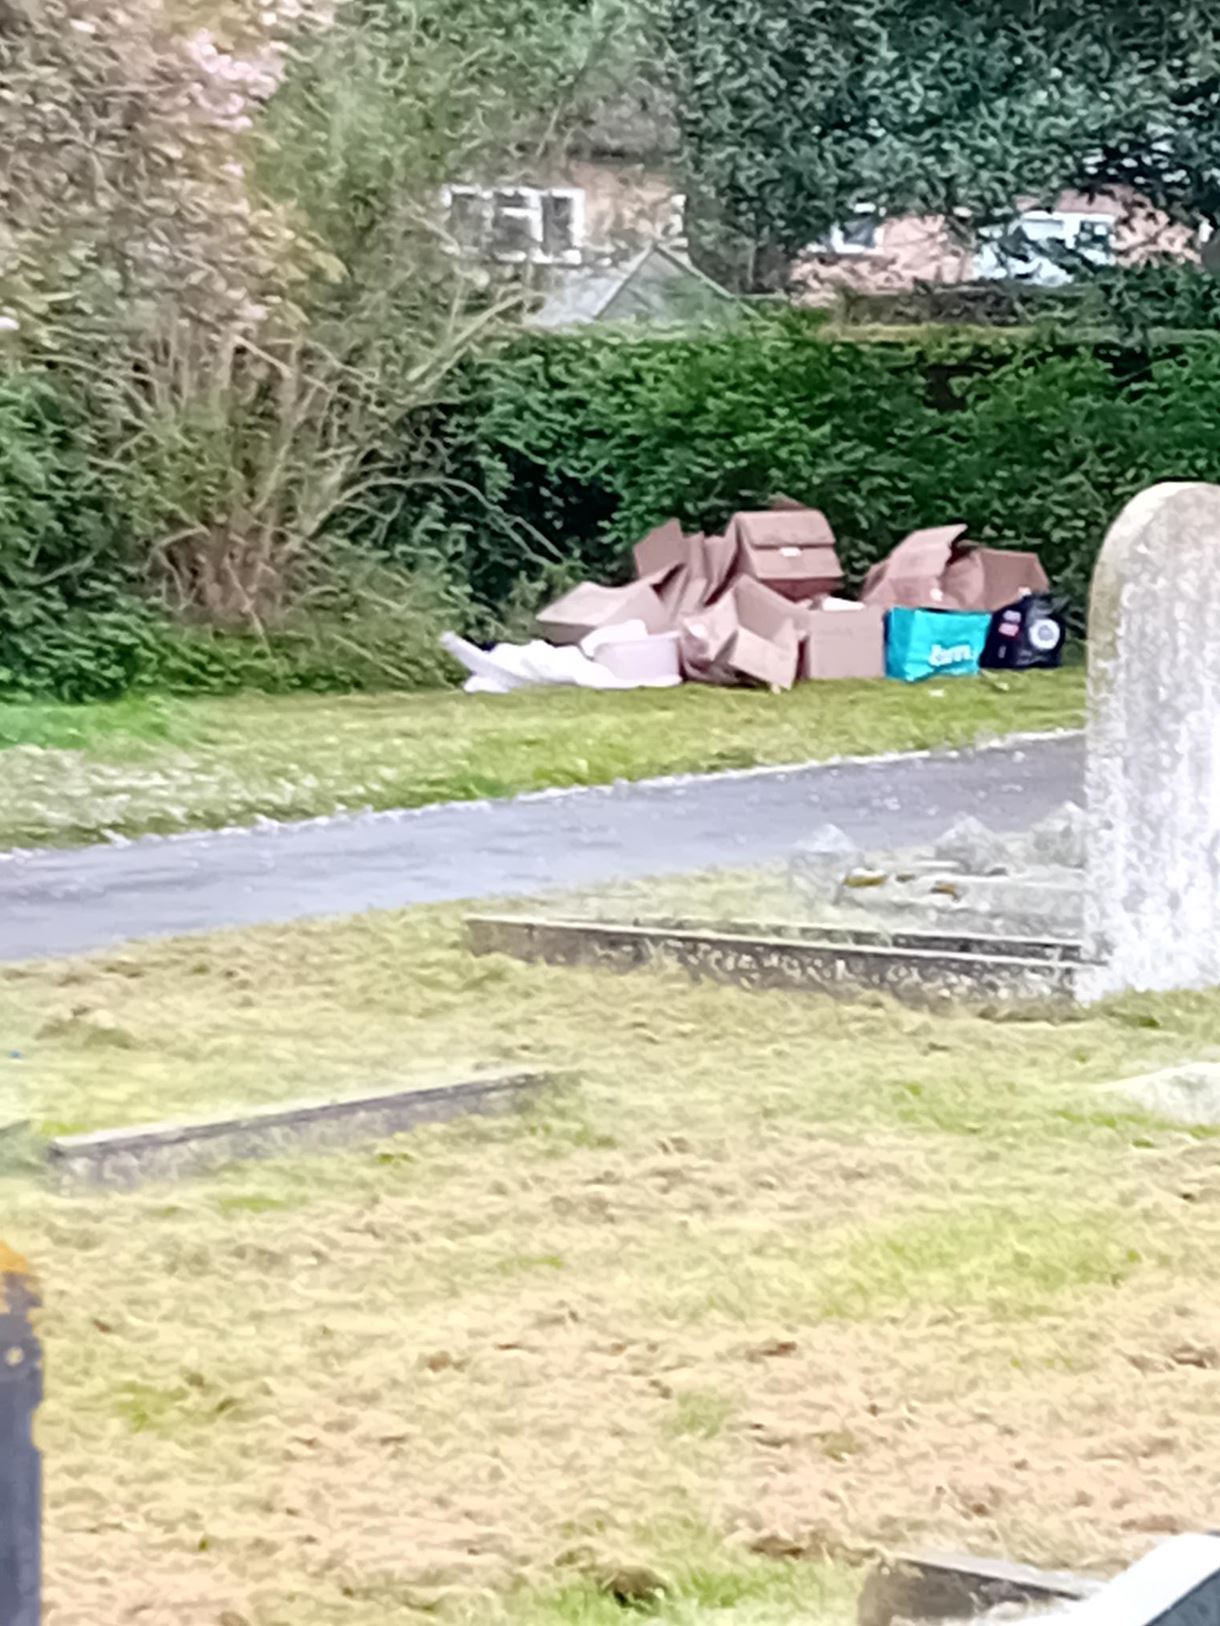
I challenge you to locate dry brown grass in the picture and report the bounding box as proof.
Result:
[5,900,1220,1624]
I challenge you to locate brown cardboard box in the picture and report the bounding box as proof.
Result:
[727,509,843,603]
[631,525,715,620]
[702,533,741,600]
[861,526,1050,613]
[803,601,886,680]
[942,545,1050,612]
[659,563,711,619]
[860,524,968,609]
[680,577,802,690]
[632,519,687,581]
[538,581,669,645]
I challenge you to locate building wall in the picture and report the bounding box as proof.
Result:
[449,164,1202,291]
[550,159,682,263]
[793,191,1201,305]
[442,160,681,271]
[794,214,973,303]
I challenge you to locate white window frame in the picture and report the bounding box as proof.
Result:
[439,184,585,266]
[974,209,1117,286]
[663,192,688,244]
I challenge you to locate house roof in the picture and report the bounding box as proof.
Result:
[526,242,738,330]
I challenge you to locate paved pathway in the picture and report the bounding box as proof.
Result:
[0,735,1082,962]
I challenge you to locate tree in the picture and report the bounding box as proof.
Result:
[0,0,632,632]
[663,0,1220,274]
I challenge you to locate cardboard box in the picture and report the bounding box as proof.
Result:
[861,526,1050,613]
[803,601,886,680]
[631,525,713,620]
[860,524,968,609]
[659,565,711,619]
[538,581,669,646]
[680,577,802,690]
[727,509,843,603]
[942,545,1050,613]
[655,535,711,619]
[632,519,687,581]
[702,533,740,600]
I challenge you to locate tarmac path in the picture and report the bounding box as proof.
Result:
[0,733,1082,962]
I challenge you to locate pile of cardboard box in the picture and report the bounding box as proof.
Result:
[536,504,1050,691]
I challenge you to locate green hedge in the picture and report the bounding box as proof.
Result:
[412,316,1220,625]
[9,320,1220,700]
[0,369,467,702]
[0,372,157,702]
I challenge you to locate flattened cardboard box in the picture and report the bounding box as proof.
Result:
[727,509,843,603]
[680,577,801,690]
[803,601,886,680]
[538,581,669,645]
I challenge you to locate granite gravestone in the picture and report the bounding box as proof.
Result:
[1082,483,1220,1000]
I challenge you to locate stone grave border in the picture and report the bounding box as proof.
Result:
[857,1547,1099,1624]
[467,913,1088,1006]
[41,1071,557,1189]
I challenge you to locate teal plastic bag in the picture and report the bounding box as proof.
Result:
[885,608,991,683]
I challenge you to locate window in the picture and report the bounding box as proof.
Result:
[444,187,487,256]
[975,210,1116,286]
[817,206,881,255]
[488,189,540,260]
[440,185,585,265]
[540,192,579,260]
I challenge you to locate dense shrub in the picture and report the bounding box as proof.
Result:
[405,315,1220,626]
[147,556,469,695]
[10,319,1220,699]
[0,372,157,702]
[0,370,466,700]
[837,264,1220,333]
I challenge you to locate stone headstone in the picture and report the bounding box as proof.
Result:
[1083,483,1220,1000]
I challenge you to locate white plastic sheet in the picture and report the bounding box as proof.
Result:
[441,626,681,694]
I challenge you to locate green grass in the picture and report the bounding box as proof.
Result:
[0,665,1084,847]
[10,888,1219,1621]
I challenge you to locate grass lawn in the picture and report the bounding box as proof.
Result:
[5,892,1220,1624]
[0,665,1084,848]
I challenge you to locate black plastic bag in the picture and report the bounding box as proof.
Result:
[981,593,1066,671]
